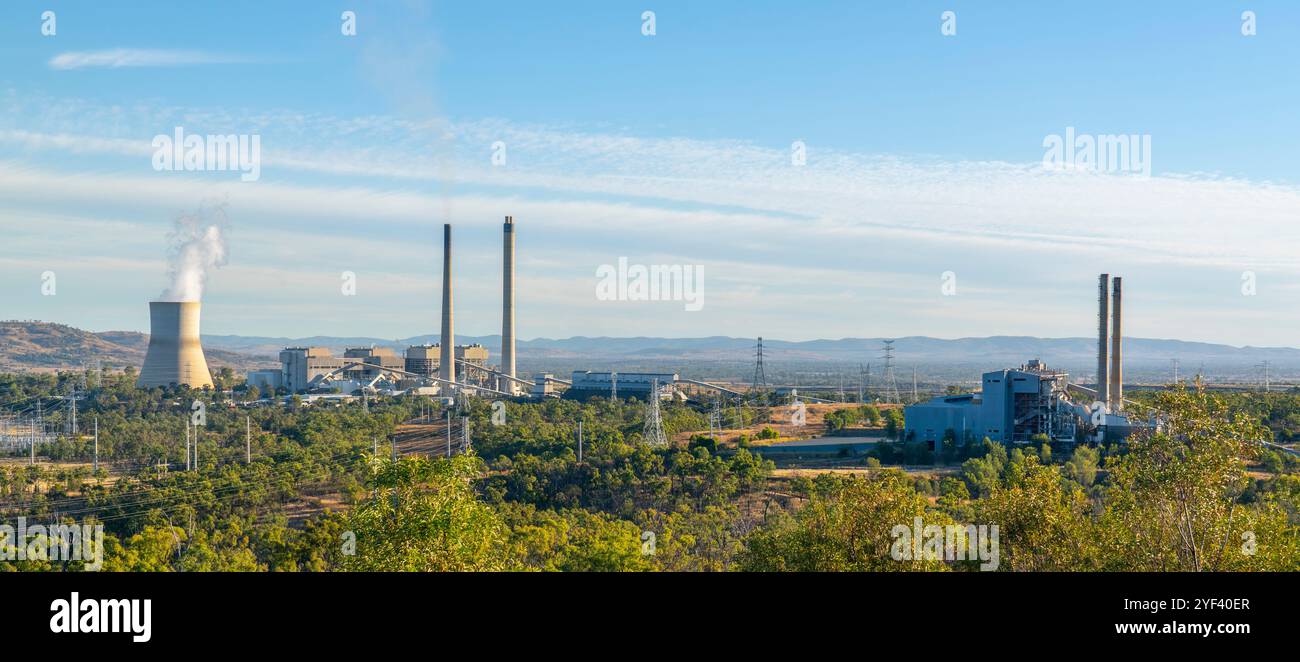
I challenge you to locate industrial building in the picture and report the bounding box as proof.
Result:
[403,343,489,377]
[278,347,351,393]
[246,369,281,392]
[270,343,493,394]
[225,216,523,398]
[567,371,678,399]
[905,274,1138,446]
[343,347,405,380]
[906,360,1091,445]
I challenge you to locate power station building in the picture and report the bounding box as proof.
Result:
[275,343,492,393]
[278,347,350,392]
[906,360,1087,445]
[567,371,678,399]
[162,214,524,397]
[905,274,1138,446]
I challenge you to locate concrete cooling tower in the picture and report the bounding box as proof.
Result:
[137,301,214,388]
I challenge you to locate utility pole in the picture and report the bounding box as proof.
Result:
[185,420,191,471]
[446,410,452,458]
[193,423,198,470]
[462,416,469,453]
[93,416,99,473]
[912,367,918,403]
[245,416,251,464]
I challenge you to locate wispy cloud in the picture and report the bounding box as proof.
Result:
[2,95,1297,343]
[48,49,254,70]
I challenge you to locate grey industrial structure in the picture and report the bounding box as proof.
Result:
[440,223,456,385]
[567,371,679,399]
[904,274,1137,446]
[500,215,517,394]
[249,217,514,396]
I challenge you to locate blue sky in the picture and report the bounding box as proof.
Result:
[2,1,1300,345]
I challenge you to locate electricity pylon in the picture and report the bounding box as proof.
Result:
[643,379,669,448]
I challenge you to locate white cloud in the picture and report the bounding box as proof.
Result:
[2,96,1299,344]
[48,49,254,70]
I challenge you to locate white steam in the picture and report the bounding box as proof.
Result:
[158,205,229,302]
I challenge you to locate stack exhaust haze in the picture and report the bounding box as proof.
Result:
[159,206,228,302]
[138,301,214,388]
[439,223,455,385]
[501,215,516,393]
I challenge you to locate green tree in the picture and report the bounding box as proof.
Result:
[1063,445,1100,487]
[738,470,950,571]
[1096,387,1299,571]
[344,454,515,571]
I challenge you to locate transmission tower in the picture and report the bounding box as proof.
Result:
[863,362,872,403]
[751,337,767,394]
[66,385,78,436]
[879,341,902,404]
[1257,361,1272,393]
[642,379,669,448]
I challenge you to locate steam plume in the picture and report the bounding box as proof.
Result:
[158,204,229,302]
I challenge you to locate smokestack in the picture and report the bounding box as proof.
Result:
[1097,274,1110,406]
[1110,276,1123,411]
[439,223,456,385]
[138,301,214,388]
[501,216,516,394]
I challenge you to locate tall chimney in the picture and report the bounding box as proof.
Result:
[501,216,516,394]
[138,301,214,388]
[1110,276,1123,411]
[1097,274,1110,406]
[439,223,456,385]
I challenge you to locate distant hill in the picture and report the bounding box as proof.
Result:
[199,332,1300,366]
[0,322,273,373]
[5,322,1298,381]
